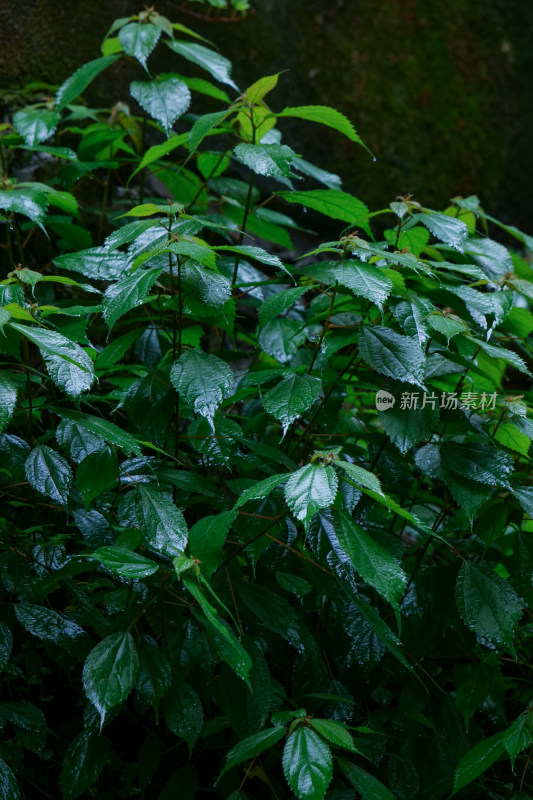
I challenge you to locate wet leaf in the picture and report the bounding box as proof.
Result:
[285,464,338,528]
[25,444,73,505]
[82,632,139,725]
[456,562,523,655]
[119,22,161,68]
[130,77,191,134]
[262,373,321,436]
[92,546,160,579]
[282,727,333,800]
[170,349,233,429]
[138,485,188,556]
[166,40,237,89]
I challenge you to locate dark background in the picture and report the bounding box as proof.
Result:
[2,0,532,230]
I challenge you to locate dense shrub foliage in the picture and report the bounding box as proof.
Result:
[0,9,533,799]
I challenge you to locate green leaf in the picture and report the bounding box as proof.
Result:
[25,444,72,505]
[306,260,393,309]
[0,622,12,672]
[92,546,160,578]
[512,485,533,517]
[76,447,118,504]
[378,390,439,454]
[258,318,307,363]
[53,247,130,280]
[358,325,426,388]
[262,374,321,436]
[0,187,48,224]
[493,422,531,456]
[233,143,297,179]
[309,718,359,753]
[285,464,338,528]
[13,108,61,146]
[219,726,286,780]
[454,660,498,727]
[135,634,172,709]
[59,731,109,800]
[414,211,468,250]
[501,306,533,338]
[0,757,20,800]
[233,474,288,509]
[282,727,333,800]
[56,55,119,110]
[11,267,42,289]
[426,313,467,340]
[503,713,533,767]
[130,133,189,177]
[118,22,161,68]
[245,72,282,103]
[276,105,367,149]
[279,189,368,224]
[215,244,289,274]
[0,699,46,734]
[188,510,237,578]
[138,485,188,557]
[163,681,204,750]
[168,240,217,269]
[339,759,395,800]
[104,220,158,251]
[336,461,383,495]
[473,337,532,377]
[178,74,231,102]
[239,583,316,655]
[14,603,86,648]
[130,77,191,135]
[444,285,509,332]
[455,561,523,655]
[9,323,95,397]
[258,287,309,331]
[166,40,238,89]
[441,442,513,487]
[466,237,513,280]
[453,732,505,795]
[102,268,162,331]
[95,329,142,369]
[507,277,533,301]
[188,109,231,155]
[336,511,406,608]
[0,373,17,433]
[181,262,231,308]
[291,157,342,189]
[119,202,174,218]
[82,632,139,725]
[183,578,251,685]
[170,349,233,429]
[56,409,141,455]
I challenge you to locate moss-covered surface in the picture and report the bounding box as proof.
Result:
[2,0,532,228]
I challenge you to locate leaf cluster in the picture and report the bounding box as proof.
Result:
[0,8,533,800]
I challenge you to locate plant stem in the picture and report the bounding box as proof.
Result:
[289,349,360,459]
[232,113,256,287]
[232,172,255,286]
[12,215,24,264]
[22,338,33,442]
[490,405,507,439]
[308,281,337,374]
[5,221,14,269]
[139,112,148,204]
[97,168,111,245]
[218,510,287,570]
